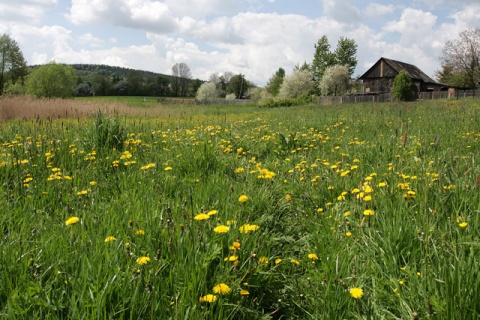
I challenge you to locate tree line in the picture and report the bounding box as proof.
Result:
[1,28,479,100]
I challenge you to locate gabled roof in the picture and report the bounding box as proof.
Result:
[360,57,437,84]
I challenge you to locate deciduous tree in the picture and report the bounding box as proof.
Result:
[26,62,76,98]
[392,70,414,101]
[196,82,219,101]
[0,34,28,95]
[266,67,285,96]
[278,69,314,99]
[171,62,192,96]
[334,37,358,77]
[439,28,480,88]
[319,65,350,96]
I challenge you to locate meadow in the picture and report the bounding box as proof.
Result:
[0,96,479,319]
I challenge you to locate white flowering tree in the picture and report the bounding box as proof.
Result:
[195,82,219,101]
[319,65,350,96]
[278,69,314,99]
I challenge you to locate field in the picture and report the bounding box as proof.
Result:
[1,97,479,319]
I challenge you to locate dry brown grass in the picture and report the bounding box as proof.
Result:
[0,96,180,121]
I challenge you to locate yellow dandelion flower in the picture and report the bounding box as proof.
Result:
[344,211,351,217]
[164,166,172,171]
[207,210,218,216]
[199,294,217,303]
[65,216,80,226]
[238,195,249,203]
[235,167,245,173]
[363,209,374,216]
[213,225,230,234]
[239,224,260,234]
[259,256,269,264]
[194,213,210,221]
[275,258,282,264]
[349,287,364,299]
[89,181,97,186]
[240,290,250,296]
[230,241,241,250]
[136,256,150,265]
[77,190,88,195]
[104,236,116,242]
[291,259,300,265]
[345,231,352,237]
[213,283,231,295]
[285,194,292,202]
[227,219,237,225]
[308,253,319,261]
[459,222,468,228]
[136,229,145,235]
[224,255,239,262]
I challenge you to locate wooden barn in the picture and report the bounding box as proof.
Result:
[360,57,446,94]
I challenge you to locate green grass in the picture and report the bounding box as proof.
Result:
[1,99,479,319]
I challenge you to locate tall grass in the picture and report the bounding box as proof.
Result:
[0,98,479,318]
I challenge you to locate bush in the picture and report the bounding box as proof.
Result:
[392,70,415,101]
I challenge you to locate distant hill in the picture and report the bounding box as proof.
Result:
[29,63,171,82]
[69,64,170,81]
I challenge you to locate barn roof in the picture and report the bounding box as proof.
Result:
[360,57,437,84]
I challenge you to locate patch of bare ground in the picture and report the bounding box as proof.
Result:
[0,96,178,121]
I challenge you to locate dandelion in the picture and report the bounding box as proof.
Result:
[259,256,269,264]
[140,163,156,170]
[240,290,250,296]
[199,294,217,303]
[459,222,468,228]
[239,224,260,234]
[104,236,116,242]
[345,231,352,237]
[164,166,172,171]
[275,258,282,264]
[349,287,364,299]
[89,181,97,186]
[291,259,300,266]
[213,283,231,295]
[285,194,292,202]
[363,209,374,216]
[235,167,245,173]
[308,253,319,261]
[194,213,210,221]
[238,195,249,203]
[65,217,80,226]
[213,225,230,234]
[207,210,218,216]
[230,241,241,250]
[136,229,145,235]
[136,256,150,265]
[344,211,351,217]
[224,255,239,262]
[227,219,237,225]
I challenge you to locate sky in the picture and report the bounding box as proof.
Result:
[1,0,479,86]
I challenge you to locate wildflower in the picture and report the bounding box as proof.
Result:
[239,224,260,234]
[459,222,468,228]
[363,209,374,216]
[230,241,241,250]
[285,194,292,202]
[104,236,116,242]
[238,195,249,203]
[224,255,238,262]
[363,195,372,201]
[136,229,145,235]
[164,166,172,171]
[259,256,269,264]
[275,258,282,264]
[317,208,324,213]
[65,217,80,226]
[199,294,217,303]
[377,182,388,187]
[213,283,231,295]
[213,225,230,234]
[349,287,364,299]
[308,253,319,261]
[344,211,351,217]
[240,290,250,296]
[345,231,352,237]
[291,259,300,266]
[89,181,97,186]
[77,190,88,195]
[140,163,156,170]
[235,167,245,173]
[136,256,150,265]
[227,219,237,225]
[194,213,210,221]
[207,210,218,216]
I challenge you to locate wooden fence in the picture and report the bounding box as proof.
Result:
[158,98,253,105]
[318,89,478,105]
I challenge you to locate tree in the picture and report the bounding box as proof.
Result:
[0,34,28,95]
[195,82,219,101]
[26,62,76,98]
[127,70,144,96]
[171,63,192,96]
[440,28,480,88]
[319,65,350,96]
[392,70,414,101]
[334,37,358,77]
[114,80,129,96]
[278,69,314,99]
[155,75,170,96]
[227,74,249,99]
[92,75,113,96]
[266,67,285,96]
[311,36,335,81]
[77,83,92,96]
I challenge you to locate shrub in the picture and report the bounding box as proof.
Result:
[392,70,415,101]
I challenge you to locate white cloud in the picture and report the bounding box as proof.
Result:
[323,0,362,25]
[364,3,396,19]
[79,33,105,47]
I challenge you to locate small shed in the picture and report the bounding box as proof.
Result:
[359,57,446,94]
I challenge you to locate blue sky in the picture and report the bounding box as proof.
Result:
[1,0,479,85]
